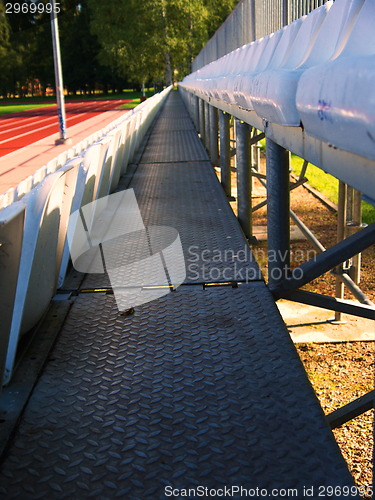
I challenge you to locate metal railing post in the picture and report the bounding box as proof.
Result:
[199,98,205,144]
[194,95,199,131]
[335,180,347,321]
[235,119,253,239]
[204,101,210,151]
[50,1,70,145]
[350,189,362,284]
[266,138,290,289]
[209,105,219,165]
[219,111,231,197]
[282,0,289,27]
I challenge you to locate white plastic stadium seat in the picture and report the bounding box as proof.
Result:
[250,0,364,125]
[5,164,79,384]
[233,18,303,111]
[0,202,25,385]
[296,0,375,160]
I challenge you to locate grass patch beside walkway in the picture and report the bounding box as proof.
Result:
[291,154,375,225]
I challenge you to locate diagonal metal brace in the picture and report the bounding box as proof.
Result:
[326,390,374,429]
[281,290,375,320]
[270,222,375,300]
[249,132,265,145]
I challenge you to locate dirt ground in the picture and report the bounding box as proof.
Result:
[222,148,374,497]
[296,341,373,498]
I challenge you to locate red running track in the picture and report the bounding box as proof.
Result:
[0,99,129,157]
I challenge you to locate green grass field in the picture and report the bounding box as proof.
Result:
[0,89,157,106]
[118,98,143,110]
[0,89,157,114]
[0,103,54,115]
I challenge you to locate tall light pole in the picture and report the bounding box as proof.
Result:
[50,0,70,144]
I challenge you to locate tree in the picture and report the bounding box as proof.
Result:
[0,2,14,95]
[0,0,239,96]
[87,0,238,87]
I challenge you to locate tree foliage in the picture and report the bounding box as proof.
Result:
[87,0,238,85]
[0,0,238,96]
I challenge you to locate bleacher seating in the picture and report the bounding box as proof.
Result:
[181,0,375,163]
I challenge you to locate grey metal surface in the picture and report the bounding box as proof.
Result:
[143,93,196,135]
[266,138,291,288]
[152,116,195,133]
[82,159,261,291]
[151,98,195,133]
[219,110,231,197]
[235,119,252,239]
[0,284,356,499]
[140,129,208,164]
[83,93,261,290]
[209,105,219,165]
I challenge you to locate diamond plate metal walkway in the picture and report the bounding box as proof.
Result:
[0,91,357,499]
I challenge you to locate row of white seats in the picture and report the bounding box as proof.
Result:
[0,87,171,386]
[180,0,375,161]
[0,100,158,211]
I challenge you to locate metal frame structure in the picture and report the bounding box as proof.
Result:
[180,0,375,430]
[180,90,375,320]
[180,87,375,427]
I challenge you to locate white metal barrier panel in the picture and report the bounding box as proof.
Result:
[180,0,375,201]
[0,86,172,386]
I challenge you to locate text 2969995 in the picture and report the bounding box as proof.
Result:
[5,3,60,14]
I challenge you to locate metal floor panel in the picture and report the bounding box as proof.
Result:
[128,162,261,283]
[82,160,261,290]
[152,94,192,124]
[0,284,355,499]
[82,91,260,290]
[151,116,196,133]
[140,130,208,164]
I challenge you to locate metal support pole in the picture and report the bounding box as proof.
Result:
[204,101,210,151]
[335,181,347,321]
[50,0,69,144]
[219,111,231,197]
[266,139,290,289]
[199,98,205,144]
[349,189,362,284]
[209,105,219,166]
[194,95,199,131]
[282,0,289,27]
[235,119,253,240]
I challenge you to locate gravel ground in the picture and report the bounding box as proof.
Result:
[296,342,374,498]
